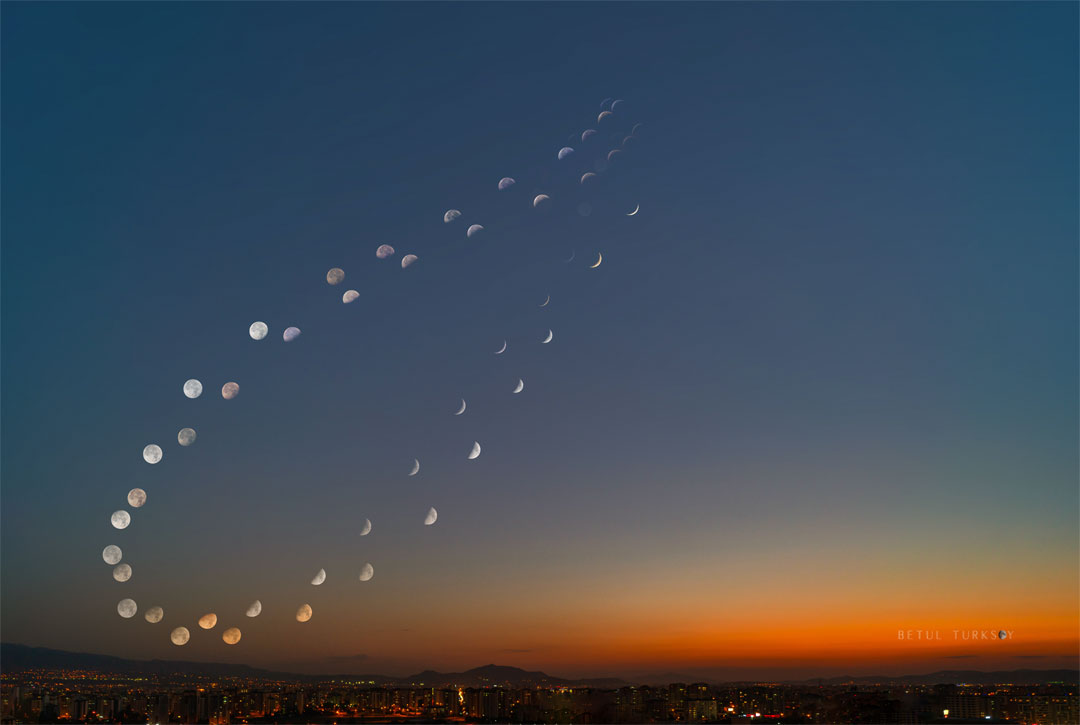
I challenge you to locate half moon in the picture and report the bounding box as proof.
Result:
[249,321,268,340]
[222,627,242,645]
[358,563,374,582]
[283,326,301,342]
[296,604,313,623]
[117,599,137,618]
[627,204,640,216]
[467,441,481,460]
[312,568,326,586]
[590,253,603,268]
[170,627,190,645]
[444,209,461,223]
[183,379,203,398]
[494,340,507,354]
[467,224,484,238]
[359,518,372,536]
[401,254,418,268]
[424,507,438,526]
[513,379,524,394]
[542,329,553,344]
[454,399,466,416]
[198,613,218,630]
[342,289,359,304]
[245,600,262,617]
[533,194,550,208]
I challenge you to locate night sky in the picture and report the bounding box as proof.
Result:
[2,2,1077,680]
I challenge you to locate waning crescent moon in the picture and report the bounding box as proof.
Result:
[513,379,524,394]
[590,253,603,269]
[359,518,372,536]
[408,458,420,476]
[454,398,466,416]
[424,507,438,526]
[627,204,640,216]
[468,441,481,460]
[542,329,553,344]
[495,340,507,355]
[540,295,550,307]
[564,250,575,263]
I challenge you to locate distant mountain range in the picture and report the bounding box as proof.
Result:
[2,643,1075,687]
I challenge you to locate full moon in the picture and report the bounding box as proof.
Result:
[142,444,162,464]
[222,627,242,645]
[183,379,203,399]
[127,488,147,508]
[326,267,345,285]
[249,321,268,340]
[296,604,313,623]
[221,382,239,400]
[246,600,262,618]
[102,545,122,565]
[110,511,131,530]
[170,627,190,646]
[113,563,132,582]
[117,599,137,618]
[198,613,217,630]
[177,428,196,446]
[359,563,374,582]
[144,606,164,624]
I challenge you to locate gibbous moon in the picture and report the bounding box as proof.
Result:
[590,253,603,269]
[283,326,301,342]
[581,129,597,142]
[598,110,613,123]
[424,507,438,526]
[498,177,515,190]
[342,290,359,304]
[494,340,507,355]
[326,267,345,285]
[102,545,122,565]
[111,511,131,530]
[558,147,574,160]
[533,194,550,208]
[221,382,239,400]
[542,329,553,344]
[401,254,418,269]
[540,295,550,307]
[144,606,164,624]
[127,488,147,508]
[249,321,268,340]
[376,244,395,259]
[113,563,132,582]
[177,428,196,446]
[117,599,137,619]
[170,627,190,645]
[358,563,374,582]
[359,518,372,536]
[512,379,524,394]
[198,613,218,630]
[444,209,461,223]
[467,441,481,460]
[580,172,597,185]
[142,444,162,464]
[454,398,466,416]
[466,224,484,238]
[245,600,262,617]
[296,604,313,623]
[627,204,640,216]
[311,568,326,586]
[408,458,420,477]
[222,627,242,645]
[183,379,203,399]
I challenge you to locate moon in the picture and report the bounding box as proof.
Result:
[198,613,218,630]
[144,606,164,624]
[444,209,461,223]
[283,326,301,342]
[246,600,262,617]
[498,177,515,190]
[611,99,624,111]
[631,122,642,135]
[607,149,622,162]
[600,97,613,110]
[467,441,481,460]
[542,329,553,344]
[117,599,137,619]
[627,204,640,216]
[296,604,313,623]
[581,129,597,142]
[558,147,574,160]
[183,379,203,398]
[540,295,550,307]
[408,459,420,477]
[342,290,359,304]
[401,254,418,268]
[590,253,603,268]
[102,545,122,565]
[127,488,147,508]
[142,444,162,464]
[177,428,196,446]
[454,399,466,416]
[598,110,613,123]
[424,507,438,526]
[580,172,597,185]
[170,627,190,645]
[565,250,575,263]
[113,563,132,582]
[311,568,326,586]
[512,379,524,394]
[466,224,484,238]
[359,518,372,536]
[358,563,374,582]
[111,511,131,530]
[249,321,268,340]
[326,267,345,285]
[495,340,507,354]
[376,244,395,259]
[221,382,239,400]
[533,194,550,208]
[222,627,242,645]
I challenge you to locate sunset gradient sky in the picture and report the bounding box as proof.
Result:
[2,2,1077,679]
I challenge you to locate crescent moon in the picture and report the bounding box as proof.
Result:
[540,295,550,308]
[564,250,575,263]
[424,507,438,526]
[311,568,326,586]
[542,329,553,344]
[627,205,639,216]
[513,379,524,394]
[359,518,372,536]
[495,340,507,355]
[454,399,466,416]
[467,441,481,460]
[408,458,420,476]
[590,253,603,269]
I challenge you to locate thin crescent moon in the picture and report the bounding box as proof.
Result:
[564,250,575,263]
[408,458,420,476]
[454,399,466,416]
[540,295,550,308]
[495,340,507,355]
[627,204,639,216]
[513,379,524,394]
[590,253,603,269]
[542,329,553,344]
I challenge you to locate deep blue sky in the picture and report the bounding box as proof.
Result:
[2,2,1077,678]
